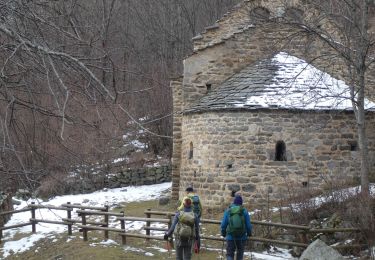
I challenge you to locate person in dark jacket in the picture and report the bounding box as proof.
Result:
[220,195,252,260]
[164,197,200,260]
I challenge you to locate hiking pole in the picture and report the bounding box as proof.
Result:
[199,225,204,253]
[165,238,172,258]
[246,238,253,260]
[194,240,199,254]
[246,239,251,260]
[221,239,225,259]
[194,240,201,260]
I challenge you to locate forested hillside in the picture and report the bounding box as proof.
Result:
[0,0,240,192]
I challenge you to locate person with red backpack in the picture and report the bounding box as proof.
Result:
[164,197,200,260]
[220,195,252,260]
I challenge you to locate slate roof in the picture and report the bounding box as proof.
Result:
[186,52,375,113]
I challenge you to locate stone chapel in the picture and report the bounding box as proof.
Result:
[171,0,375,209]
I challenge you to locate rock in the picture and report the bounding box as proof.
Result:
[309,219,321,229]
[318,234,335,245]
[251,241,267,251]
[291,246,303,257]
[322,213,341,228]
[16,189,31,200]
[158,196,170,206]
[12,199,21,205]
[276,234,296,249]
[316,209,331,219]
[300,239,345,260]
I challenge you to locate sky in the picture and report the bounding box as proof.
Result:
[0,182,296,259]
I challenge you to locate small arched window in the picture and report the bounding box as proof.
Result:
[206,83,212,93]
[349,141,358,151]
[189,142,193,159]
[275,141,287,161]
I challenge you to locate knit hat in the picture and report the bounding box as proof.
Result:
[183,197,192,207]
[186,187,194,192]
[233,195,243,205]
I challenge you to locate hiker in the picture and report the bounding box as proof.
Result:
[164,197,200,260]
[178,186,202,220]
[220,195,252,260]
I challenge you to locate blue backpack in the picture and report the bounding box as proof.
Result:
[190,195,201,217]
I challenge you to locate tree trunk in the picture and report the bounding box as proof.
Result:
[357,74,370,195]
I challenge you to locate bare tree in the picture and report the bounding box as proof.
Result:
[0,0,240,192]
[250,1,375,194]
[0,0,120,190]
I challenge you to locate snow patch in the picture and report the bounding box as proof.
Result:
[0,182,171,258]
[234,52,375,111]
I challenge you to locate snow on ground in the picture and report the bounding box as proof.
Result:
[0,181,295,259]
[249,183,375,215]
[0,182,171,258]
[304,183,375,209]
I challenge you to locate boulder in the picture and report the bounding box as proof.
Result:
[158,196,170,206]
[300,239,345,260]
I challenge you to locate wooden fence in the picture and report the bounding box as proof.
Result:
[0,203,363,251]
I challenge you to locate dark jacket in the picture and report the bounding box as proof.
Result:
[220,203,252,241]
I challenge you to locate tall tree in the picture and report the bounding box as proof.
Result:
[270,0,375,194]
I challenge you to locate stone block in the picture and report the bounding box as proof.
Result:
[242,184,256,192]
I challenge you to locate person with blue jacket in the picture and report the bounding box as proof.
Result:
[220,195,252,260]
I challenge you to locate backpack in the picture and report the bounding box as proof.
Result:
[226,205,246,237]
[175,211,195,240]
[190,195,201,217]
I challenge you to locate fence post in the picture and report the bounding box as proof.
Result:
[31,202,36,233]
[0,219,3,243]
[145,208,151,240]
[81,210,88,241]
[0,219,4,245]
[298,230,308,244]
[67,202,72,235]
[120,211,126,245]
[104,205,109,240]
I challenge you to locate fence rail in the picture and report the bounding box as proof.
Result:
[0,203,362,251]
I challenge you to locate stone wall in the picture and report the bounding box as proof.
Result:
[183,22,363,108]
[171,79,183,200]
[181,0,375,108]
[171,0,375,206]
[172,0,375,207]
[66,165,172,195]
[178,109,375,209]
[107,165,172,188]
[193,0,375,52]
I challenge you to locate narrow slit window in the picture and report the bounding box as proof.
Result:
[206,84,212,93]
[349,141,358,151]
[189,142,193,159]
[275,140,287,161]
